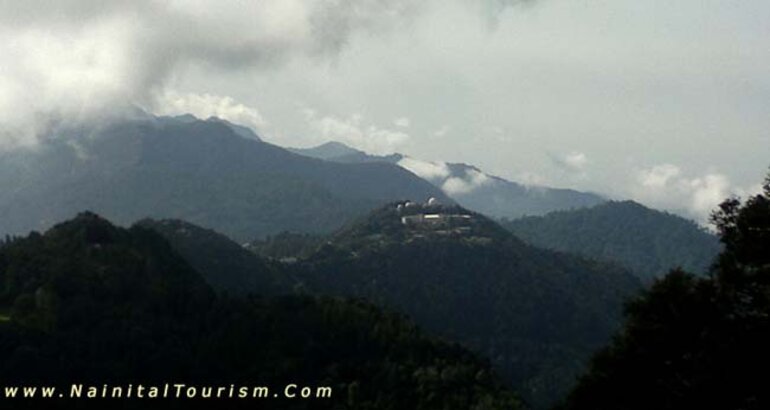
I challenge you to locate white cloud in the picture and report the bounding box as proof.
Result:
[154,90,267,132]
[549,151,588,174]
[516,171,548,187]
[441,169,492,195]
[304,110,410,155]
[630,163,761,223]
[690,174,731,218]
[563,152,588,171]
[639,164,681,189]
[397,156,492,196]
[0,0,766,206]
[397,157,451,182]
[433,125,451,138]
[549,151,589,177]
[394,117,411,128]
[0,16,138,149]
[0,0,422,148]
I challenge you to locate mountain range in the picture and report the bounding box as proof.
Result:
[135,199,645,408]
[0,113,727,409]
[0,114,448,241]
[0,212,522,409]
[290,141,605,219]
[0,113,646,244]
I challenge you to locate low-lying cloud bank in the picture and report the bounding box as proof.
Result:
[630,164,762,224]
[398,157,493,196]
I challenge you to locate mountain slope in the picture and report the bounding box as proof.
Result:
[294,200,642,408]
[0,211,214,331]
[0,213,522,409]
[137,218,296,295]
[0,115,449,241]
[438,165,605,219]
[503,200,721,282]
[291,141,605,219]
[246,231,326,261]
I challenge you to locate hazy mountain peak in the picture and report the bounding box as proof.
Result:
[315,141,364,155]
[46,211,126,245]
[203,116,262,141]
[171,113,198,123]
[289,140,365,159]
[287,141,606,219]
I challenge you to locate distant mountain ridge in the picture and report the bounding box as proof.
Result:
[290,141,605,219]
[289,141,405,164]
[289,141,365,160]
[503,200,721,282]
[0,113,449,241]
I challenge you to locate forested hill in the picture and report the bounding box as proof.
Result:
[559,174,770,410]
[295,200,642,408]
[503,200,721,282]
[0,212,522,409]
[137,218,297,295]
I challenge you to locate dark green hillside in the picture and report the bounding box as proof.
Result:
[0,213,521,409]
[0,212,214,333]
[296,201,642,408]
[504,200,721,281]
[137,219,296,295]
[560,174,770,410]
[289,141,405,164]
[246,231,325,261]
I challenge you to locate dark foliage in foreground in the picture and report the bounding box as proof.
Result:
[560,172,770,410]
[136,218,297,295]
[0,213,522,409]
[246,231,326,261]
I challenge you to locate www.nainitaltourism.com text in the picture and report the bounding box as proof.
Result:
[3,383,333,399]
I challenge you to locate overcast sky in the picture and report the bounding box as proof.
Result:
[1,0,768,221]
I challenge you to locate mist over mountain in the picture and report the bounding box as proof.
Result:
[293,200,642,408]
[0,113,449,241]
[291,141,605,219]
[503,200,722,282]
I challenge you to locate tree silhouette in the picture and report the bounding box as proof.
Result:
[560,170,770,410]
